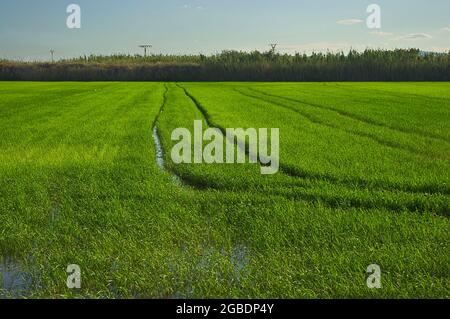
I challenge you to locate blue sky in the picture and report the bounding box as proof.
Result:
[0,0,449,60]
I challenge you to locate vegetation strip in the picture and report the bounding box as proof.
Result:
[2,49,450,81]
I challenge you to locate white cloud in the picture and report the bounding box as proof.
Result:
[396,33,432,40]
[440,27,450,32]
[336,19,364,26]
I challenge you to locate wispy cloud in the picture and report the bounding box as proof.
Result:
[276,42,368,54]
[336,19,364,26]
[440,27,450,32]
[370,31,394,37]
[396,33,432,40]
[180,4,205,10]
[424,46,450,53]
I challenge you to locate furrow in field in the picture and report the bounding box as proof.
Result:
[331,83,450,108]
[151,84,185,185]
[247,87,450,144]
[177,84,271,169]
[234,88,449,162]
[176,84,212,126]
[236,88,450,195]
[281,163,450,198]
[154,84,450,215]
[152,84,220,190]
[268,188,450,216]
[164,86,449,211]
[182,85,450,197]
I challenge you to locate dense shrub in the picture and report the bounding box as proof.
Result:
[1,49,449,81]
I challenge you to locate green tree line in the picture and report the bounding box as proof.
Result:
[1,49,449,81]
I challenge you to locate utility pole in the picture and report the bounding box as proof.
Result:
[269,44,277,54]
[50,49,55,62]
[139,44,152,57]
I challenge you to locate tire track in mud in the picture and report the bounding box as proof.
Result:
[246,87,450,144]
[235,88,450,163]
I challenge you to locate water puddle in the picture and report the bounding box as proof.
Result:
[196,245,249,280]
[152,126,183,185]
[230,244,249,283]
[152,126,165,170]
[0,258,32,298]
[169,244,250,298]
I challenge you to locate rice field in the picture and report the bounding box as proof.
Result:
[0,82,449,298]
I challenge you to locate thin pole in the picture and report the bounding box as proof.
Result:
[139,45,152,57]
[269,44,277,53]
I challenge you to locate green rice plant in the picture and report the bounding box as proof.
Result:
[0,82,449,298]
